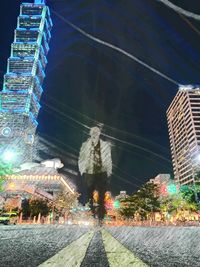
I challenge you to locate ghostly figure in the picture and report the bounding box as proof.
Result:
[78,126,112,220]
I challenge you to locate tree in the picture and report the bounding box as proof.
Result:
[29,198,50,217]
[120,183,160,220]
[21,198,31,218]
[0,161,13,192]
[180,185,200,204]
[120,195,138,219]
[135,183,160,220]
[160,194,197,221]
[53,190,79,217]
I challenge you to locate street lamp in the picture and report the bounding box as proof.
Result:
[7,182,16,191]
[196,154,200,162]
[2,150,16,163]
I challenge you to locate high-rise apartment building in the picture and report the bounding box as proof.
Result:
[167,85,200,185]
[0,0,52,162]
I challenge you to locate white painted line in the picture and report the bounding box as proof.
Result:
[101,230,149,267]
[38,231,94,267]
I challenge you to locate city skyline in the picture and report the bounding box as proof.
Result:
[0,2,200,266]
[1,1,200,194]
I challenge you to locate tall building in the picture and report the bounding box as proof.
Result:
[167,85,200,185]
[0,0,52,163]
[149,174,171,185]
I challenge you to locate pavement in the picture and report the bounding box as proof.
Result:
[0,224,199,267]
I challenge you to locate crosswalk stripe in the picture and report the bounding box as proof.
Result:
[101,229,149,267]
[38,231,94,267]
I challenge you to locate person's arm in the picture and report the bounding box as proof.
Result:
[105,142,112,177]
[78,143,85,175]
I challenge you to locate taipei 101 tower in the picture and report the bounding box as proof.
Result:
[0,0,52,163]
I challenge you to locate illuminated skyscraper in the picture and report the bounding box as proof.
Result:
[167,86,200,185]
[0,0,52,162]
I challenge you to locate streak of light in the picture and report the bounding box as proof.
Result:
[38,125,158,186]
[39,133,144,186]
[178,13,200,36]
[60,176,75,194]
[42,100,171,163]
[62,168,78,176]
[157,0,200,21]
[112,172,141,189]
[103,132,171,163]
[52,9,179,85]
[116,144,170,169]
[43,100,171,163]
[39,135,142,187]
[42,101,90,130]
[39,132,79,155]
[113,164,143,185]
[46,94,170,153]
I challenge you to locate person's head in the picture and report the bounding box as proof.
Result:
[90,126,101,142]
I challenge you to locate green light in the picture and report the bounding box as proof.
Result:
[167,184,177,194]
[114,200,120,209]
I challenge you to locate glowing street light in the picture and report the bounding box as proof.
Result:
[7,182,16,191]
[196,154,200,163]
[2,150,16,163]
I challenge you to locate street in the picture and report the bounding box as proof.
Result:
[0,225,199,267]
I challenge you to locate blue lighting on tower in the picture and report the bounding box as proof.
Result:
[0,0,52,159]
[35,0,46,4]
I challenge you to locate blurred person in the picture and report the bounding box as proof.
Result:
[78,126,112,223]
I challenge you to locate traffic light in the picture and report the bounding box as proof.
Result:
[160,185,167,195]
[93,190,99,203]
[105,200,113,210]
[104,191,111,201]
[113,200,120,209]
[160,184,178,196]
[167,184,177,194]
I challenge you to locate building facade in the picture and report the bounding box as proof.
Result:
[149,173,173,197]
[149,174,171,185]
[167,85,200,185]
[0,0,52,162]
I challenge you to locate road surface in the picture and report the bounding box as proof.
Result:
[0,224,199,267]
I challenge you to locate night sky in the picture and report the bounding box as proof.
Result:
[1,0,200,197]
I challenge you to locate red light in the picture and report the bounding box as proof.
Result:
[160,185,167,195]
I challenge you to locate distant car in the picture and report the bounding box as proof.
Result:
[0,213,18,225]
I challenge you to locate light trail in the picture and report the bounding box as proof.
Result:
[43,100,171,163]
[113,164,143,185]
[112,172,141,188]
[103,132,171,163]
[157,0,200,21]
[39,132,79,155]
[46,94,170,153]
[52,9,179,85]
[178,13,200,37]
[39,132,143,186]
[42,101,90,130]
